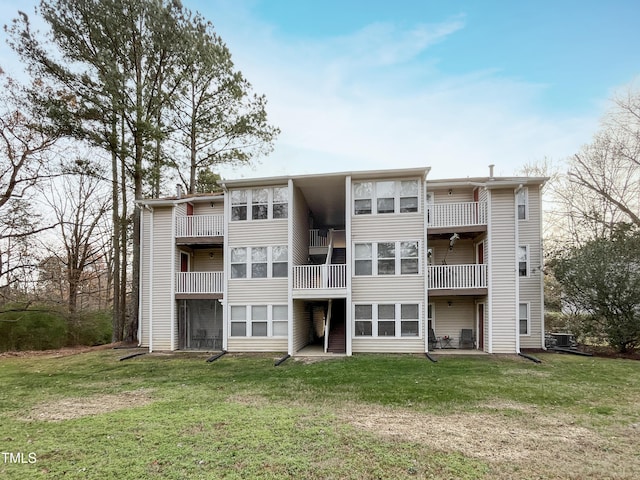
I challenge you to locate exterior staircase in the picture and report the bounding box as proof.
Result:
[326,298,346,353]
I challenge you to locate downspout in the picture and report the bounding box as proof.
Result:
[487,190,493,353]
[539,184,546,350]
[287,179,294,356]
[423,172,430,353]
[170,203,177,351]
[147,205,154,352]
[514,184,523,354]
[221,183,229,352]
[345,175,353,356]
[138,206,144,347]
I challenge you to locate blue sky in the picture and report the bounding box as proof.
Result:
[2,0,639,180]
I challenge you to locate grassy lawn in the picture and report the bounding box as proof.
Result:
[1,350,639,479]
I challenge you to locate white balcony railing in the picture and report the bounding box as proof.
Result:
[309,229,330,247]
[175,215,224,238]
[428,201,487,228]
[427,264,487,290]
[176,271,224,294]
[293,264,347,290]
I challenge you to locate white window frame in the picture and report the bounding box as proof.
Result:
[229,246,288,279]
[517,187,528,220]
[230,247,248,279]
[354,241,421,276]
[519,302,530,336]
[352,303,422,338]
[518,245,529,277]
[352,179,420,215]
[230,187,289,222]
[229,304,289,337]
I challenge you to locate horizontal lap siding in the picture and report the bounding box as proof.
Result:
[429,188,474,203]
[228,279,288,303]
[429,299,475,342]
[151,207,174,350]
[429,239,476,264]
[352,338,424,353]
[490,189,516,353]
[193,202,223,216]
[352,276,424,302]
[192,249,223,272]
[228,220,288,246]
[140,209,151,347]
[351,213,423,240]
[227,338,287,352]
[519,186,543,348]
[292,186,309,266]
[292,299,309,353]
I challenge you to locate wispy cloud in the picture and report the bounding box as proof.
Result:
[215,7,600,180]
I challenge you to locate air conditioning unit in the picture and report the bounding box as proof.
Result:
[551,333,576,348]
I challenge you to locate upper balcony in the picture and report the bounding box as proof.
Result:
[292,264,348,299]
[427,264,487,296]
[427,201,487,236]
[175,271,223,299]
[175,215,224,245]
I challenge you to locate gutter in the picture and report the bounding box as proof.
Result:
[514,184,523,354]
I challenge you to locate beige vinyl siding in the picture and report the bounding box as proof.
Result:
[291,186,310,266]
[175,203,186,217]
[351,212,423,240]
[227,278,288,303]
[228,220,288,245]
[352,276,424,303]
[352,337,424,353]
[193,201,223,216]
[428,239,476,264]
[140,208,151,348]
[192,248,223,272]
[292,299,310,353]
[150,207,174,350]
[489,189,517,353]
[429,299,475,342]
[227,338,288,352]
[518,185,544,348]
[429,188,474,204]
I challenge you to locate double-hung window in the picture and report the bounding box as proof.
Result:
[354,182,373,215]
[230,246,288,279]
[353,179,419,215]
[355,241,420,276]
[519,303,529,335]
[516,187,528,220]
[272,245,288,277]
[230,247,247,278]
[518,245,529,277]
[272,187,288,219]
[252,188,269,220]
[251,247,268,278]
[231,187,289,221]
[377,242,396,275]
[231,190,247,221]
[230,304,289,337]
[354,303,421,338]
[354,243,373,275]
[376,181,395,214]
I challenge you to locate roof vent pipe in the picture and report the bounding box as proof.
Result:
[176,184,183,199]
[488,164,495,178]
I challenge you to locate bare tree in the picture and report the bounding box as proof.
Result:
[567,87,640,234]
[43,170,110,315]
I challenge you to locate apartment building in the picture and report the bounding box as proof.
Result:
[137,166,546,355]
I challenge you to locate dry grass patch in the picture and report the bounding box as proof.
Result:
[341,405,640,479]
[21,388,154,422]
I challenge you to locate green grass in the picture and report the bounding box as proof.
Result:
[1,351,639,479]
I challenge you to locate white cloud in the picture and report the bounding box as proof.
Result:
[211,4,603,181]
